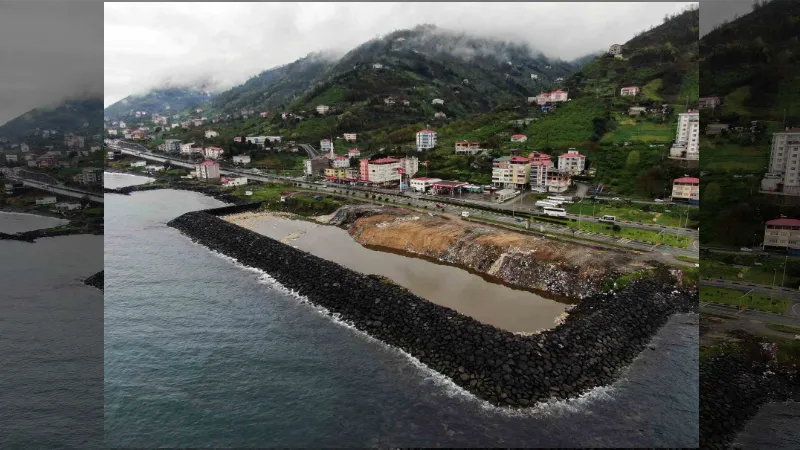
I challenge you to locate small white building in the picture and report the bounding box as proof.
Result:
[409,177,442,193]
[431,99,444,105]
[36,196,57,205]
[620,86,640,97]
[233,155,251,165]
[55,202,82,211]
[222,176,248,187]
[434,112,447,119]
[203,146,224,160]
[20,143,30,152]
[205,130,219,139]
[146,165,165,172]
[416,129,437,151]
[373,63,384,69]
[454,141,483,155]
[320,139,334,154]
[343,133,357,142]
[130,161,146,168]
[609,44,622,55]
[510,134,528,143]
[332,156,350,168]
[316,105,330,115]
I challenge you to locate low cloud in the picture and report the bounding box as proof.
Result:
[104,2,697,107]
[0,0,103,126]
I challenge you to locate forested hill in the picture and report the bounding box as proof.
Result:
[0,97,103,142]
[104,88,214,121]
[700,0,800,123]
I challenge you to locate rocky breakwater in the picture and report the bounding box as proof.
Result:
[700,354,799,449]
[331,204,643,299]
[168,210,697,408]
[84,270,103,290]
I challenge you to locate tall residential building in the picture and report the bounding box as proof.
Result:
[761,129,800,195]
[492,156,530,190]
[558,149,586,175]
[763,218,800,252]
[529,152,552,191]
[195,160,220,180]
[158,139,181,153]
[416,129,437,151]
[671,177,700,204]
[320,139,334,155]
[669,110,700,161]
[608,44,622,55]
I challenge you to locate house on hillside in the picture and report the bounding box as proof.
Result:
[320,138,333,154]
[196,160,220,180]
[416,129,437,151]
[530,73,539,80]
[401,99,410,106]
[205,130,218,138]
[609,44,622,55]
[455,141,482,155]
[434,112,447,119]
[510,134,528,143]
[629,106,648,116]
[699,97,721,109]
[316,105,330,115]
[373,63,383,69]
[558,149,586,175]
[431,99,444,105]
[384,97,396,105]
[203,146,224,160]
[233,155,251,165]
[620,86,640,97]
[343,133,357,142]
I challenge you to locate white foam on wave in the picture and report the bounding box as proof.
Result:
[191,240,688,417]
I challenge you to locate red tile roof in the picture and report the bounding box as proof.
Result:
[510,156,530,163]
[674,177,699,183]
[334,156,348,160]
[560,151,585,158]
[511,134,526,138]
[766,218,800,226]
[551,90,567,94]
[371,157,400,164]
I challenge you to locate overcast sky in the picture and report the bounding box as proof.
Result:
[105,2,697,107]
[700,0,756,37]
[0,0,103,126]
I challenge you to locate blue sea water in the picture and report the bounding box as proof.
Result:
[103,174,699,448]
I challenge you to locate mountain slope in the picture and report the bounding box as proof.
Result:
[0,97,103,141]
[104,87,214,120]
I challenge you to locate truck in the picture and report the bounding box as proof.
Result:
[535,200,560,209]
[598,215,616,223]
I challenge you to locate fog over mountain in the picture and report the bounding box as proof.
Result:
[0,0,103,126]
[104,2,697,107]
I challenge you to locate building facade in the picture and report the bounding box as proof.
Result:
[558,150,586,175]
[492,156,530,190]
[409,177,442,192]
[416,129,437,151]
[761,129,800,195]
[671,177,700,203]
[455,141,482,155]
[669,110,700,161]
[159,139,181,153]
[196,160,220,180]
[763,218,800,252]
[620,86,640,96]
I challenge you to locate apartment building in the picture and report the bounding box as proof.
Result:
[671,177,700,204]
[558,149,586,175]
[669,110,700,161]
[529,152,552,191]
[195,160,220,180]
[761,128,800,195]
[492,156,530,190]
[454,141,482,155]
[763,218,800,252]
[416,129,437,151]
[620,86,640,97]
[159,139,181,153]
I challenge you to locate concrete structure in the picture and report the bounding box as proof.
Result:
[434,112,447,119]
[221,176,248,187]
[620,86,640,97]
[159,139,181,153]
[320,139,334,155]
[628,106,647,116]
[510,134,528,143]
[763,218,800,252]
[130,161,146,168]
[409,177,442,193]
[20,143,29,153]
[384,97,396,105]
[181,142,201,155]
[669,110,700,161]
[73,167,103,185]
[494,188,518,203]
[416,129,437,151]
[558,150,586,175]
[196,160,220,180]
[671,177,700,204]
[343,133,357,142]
[549,90,568,102]
[761,129,800,195]
[304,156,330,177]
[145,165,165,172]
[203,146,224,160]
[316,105,330,115]
[454,141,482,155]
[232,155,251,165]
[55,202,82,211]
[529,152,552,191]
[699,97,721,109]
[609,44,622,55]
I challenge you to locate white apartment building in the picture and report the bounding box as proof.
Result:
[492,156,531,190]
[609,44,622,55]
[203,146,224,159]
[320,139,334,154]
[181,142,201,155]
[343,133,357,142]
[196,160,220,180]
[400,156,419,178]
[205,130,218,138]
[529,152,552,191]
[416,129,437,151]
[558,149,586,175]
[620,86,640,97]
[455,141,483,155]
[431,99,444,105]
[761,128,800,195]
[671,177,700,203]
[669,111,700,160]
[316,105,330,114]
[361,157,402,184]
[332,156,350,168]
[763,218,800,251]
[159,139,181,153]
[409,177,442,193]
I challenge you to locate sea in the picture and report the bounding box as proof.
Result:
[0,212,103,448]
[103,173,700,448]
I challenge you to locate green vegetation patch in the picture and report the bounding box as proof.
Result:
[700,286,790,314]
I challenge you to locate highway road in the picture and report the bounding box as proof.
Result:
[700,278,800,301]
[109,142,699,256]
[298,143,321,158]
[700,302,800,324]
[1,173,104,203]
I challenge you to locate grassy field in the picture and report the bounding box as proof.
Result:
[700,253,800,288]
[568,220,692,248]
[700,286,790,314]
[600,115,675,143]
[565,199,693,228]
[699,140,768,173]
[675,255,699,263]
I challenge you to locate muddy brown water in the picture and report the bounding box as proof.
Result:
[225,212,568,333]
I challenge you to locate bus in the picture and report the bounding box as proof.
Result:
[547,195,573,204]
[535,200,561,209]
[543,207,567,217]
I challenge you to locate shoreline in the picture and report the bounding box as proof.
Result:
[168,206,698,409]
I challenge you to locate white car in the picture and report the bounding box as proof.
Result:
[611,197,621,201]
[654,199,664,203]
[740,247,753,252]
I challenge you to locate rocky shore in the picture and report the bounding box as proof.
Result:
[168,209,698,408]
[700,354,799,449]
[84,270,104,290]
[0,226,101,243]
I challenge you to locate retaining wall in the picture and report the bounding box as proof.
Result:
[168,209,698,408]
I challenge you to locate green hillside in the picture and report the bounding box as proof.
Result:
[103,87,213,121]
[0,97,103,141]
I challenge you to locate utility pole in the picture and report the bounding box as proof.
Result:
[781,255,788,288]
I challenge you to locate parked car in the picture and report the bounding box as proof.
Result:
[611,197,621,201]
[599,215,616,223]
[654,199,665,203]
[740,247,753,252]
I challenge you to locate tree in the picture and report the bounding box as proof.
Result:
[612,224,622,233]
[703,182,722,203]
[625,150,641,168]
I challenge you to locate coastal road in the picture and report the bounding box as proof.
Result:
[1,174,104,203]
[109,142,698,256]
